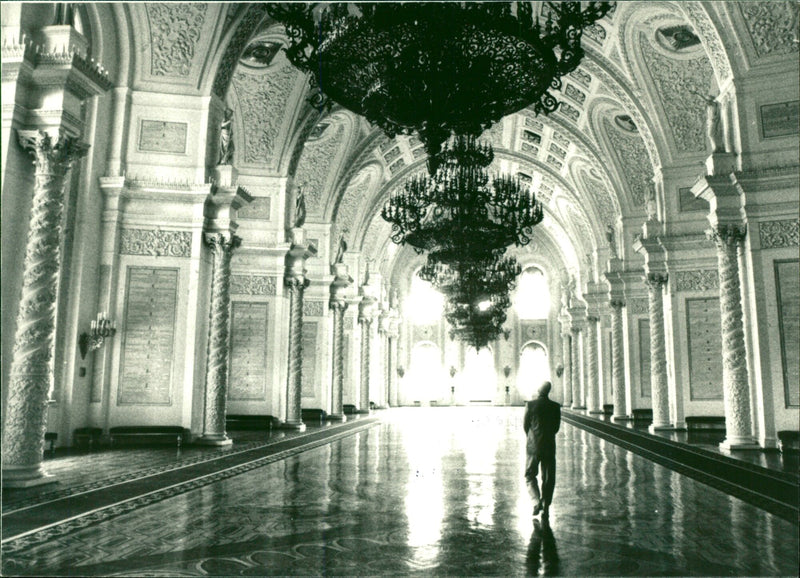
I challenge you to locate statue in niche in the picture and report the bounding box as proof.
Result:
[333,234,347,265]
[293,186,306,229]
[606,224,618,259]
[692,92,725,153]
[217,108,234,165]
[561,273,576,309]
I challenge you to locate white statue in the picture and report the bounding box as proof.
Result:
[217,108,234,165]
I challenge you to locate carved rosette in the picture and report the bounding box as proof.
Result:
[200,234,241,442]
[645,273,670,428]
[610,300,627,419]
[708,225,754,444]
[570,327,583,409]
[586,316,601,413]
[3,132,88,481]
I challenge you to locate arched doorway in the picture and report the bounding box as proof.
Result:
[406,342,446,405]
[460,347,497,404]
[517,341,551,401]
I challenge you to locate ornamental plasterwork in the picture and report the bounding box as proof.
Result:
[678,3,733,83]
[335,169,375,244]
[230,274,277,296]
[674,270,719,292]
[739,2,800,58]
[628,297,649,315]
[146,4,207,77]
[231,63,299,167]
[120,228,192,257]
[759,219,800,249]
[212,5,270,98]
[294,125,346,214]
[303,301,325,317]
[639,35,711,154]
[603,118,652,206]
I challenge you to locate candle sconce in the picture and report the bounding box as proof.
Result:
[79,313,116,359]
[397,365,405,378]
[503,365,512,378]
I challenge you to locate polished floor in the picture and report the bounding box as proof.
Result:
[2,407,798,576]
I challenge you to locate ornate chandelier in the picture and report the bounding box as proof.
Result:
[271,2,614,165]
[381,135,544,255]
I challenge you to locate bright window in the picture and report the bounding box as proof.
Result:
[514,267,550,320]
[405,275,444,324]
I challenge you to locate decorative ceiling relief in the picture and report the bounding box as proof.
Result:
[335,170,376,244]
[294,125,346,214]
[603,118,653,207]
[678,3,732,82]
[578,171,618,226]
[740,2,800,58]
[212,4,270,98]
[147,3,207,77]
[640,34,712,153]
[231,63,299,167]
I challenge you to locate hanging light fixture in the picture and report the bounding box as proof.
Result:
[271,2,614,168]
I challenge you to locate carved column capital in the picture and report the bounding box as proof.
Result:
[645,271,669,289]
[203,232,242,253]
[18,130,89,174]
[609,299,625,310]
[706,224,747,248]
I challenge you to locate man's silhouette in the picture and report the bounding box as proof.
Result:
[523,381,561,517]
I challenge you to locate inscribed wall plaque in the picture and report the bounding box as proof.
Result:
[301,321,318,397]
[138,120,188,154]
[229,302,268,401]
[775,260,800,407]
[638,318,651,398]
[686,297,723,400]
[760,101,800,139]
[118,267,178,405]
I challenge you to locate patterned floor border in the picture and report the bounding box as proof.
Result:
[1,420,380,555]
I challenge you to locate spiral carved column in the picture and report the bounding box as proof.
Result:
[561,332,572,406]
[570,327,584,409]
[3,131,88,487]
[586,316,602,413]
[610,300,628,420]
[197,234,241,446]
[284,278,308,430]
[358,317,373,413]
[329,302,347,421]
[710,225,757,448]
[646,273,671,430]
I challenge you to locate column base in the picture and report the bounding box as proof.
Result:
[648,424,674,433]
[720,438,761,451]
[328,413,347,422]
[355,409,371,414]
[2,465,57,488]
[281,421,307,432]
[195,434,233,446]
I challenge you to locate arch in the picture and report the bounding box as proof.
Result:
[514,266,552,321]
[517,341,551,401]
[460,346,497,405]
[406,342,446,405]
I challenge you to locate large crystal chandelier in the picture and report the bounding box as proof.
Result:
[271,2,614,165]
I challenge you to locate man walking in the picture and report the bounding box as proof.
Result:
[524,381,561,517]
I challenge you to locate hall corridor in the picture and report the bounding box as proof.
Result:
[2,407,798,576]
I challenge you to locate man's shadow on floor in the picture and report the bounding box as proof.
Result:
[526,516,559,576]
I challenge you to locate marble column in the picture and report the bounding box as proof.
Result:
[570,327,584,409]
[3,131,88,487]
[357,299,376,413]
[561,331,572,407]
[197,233,241,446]
[328,263,351,421]
[709,225,758,449]
[645,272,671,431]
[586,316,602,413]
[610,300,628,420]
[283,231,313,431]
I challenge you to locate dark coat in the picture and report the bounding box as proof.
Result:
[524,396,561,460]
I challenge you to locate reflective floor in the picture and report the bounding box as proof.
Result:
[3,407,798,576]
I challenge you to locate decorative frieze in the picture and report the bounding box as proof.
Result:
[147,3,207,77]
[674,270,719,292]
[119,228,192,257]
[759,219,800,249]
[229,274,276,296]
[740,2,800,58]
[303,300,325,317]
[627,298,649,315]
[604,118,652,206]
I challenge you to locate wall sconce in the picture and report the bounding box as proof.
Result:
[79,312,116,359]
[503,365,512,379]
[503,328,511,341]
[449,366,457,378]
[556,364,564,378]
[397,365,405,378]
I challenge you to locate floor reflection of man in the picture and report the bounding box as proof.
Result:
[526,518,560,576]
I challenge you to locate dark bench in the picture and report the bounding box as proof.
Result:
[778,431,800,454]
[109,426,186,448]
[226,415,277,432]
[44,432,57,456]
[73,427,103,450]
[343,404,357,415]
[632,409,653,424]
[301,408,327,424]
[686,416,726,431]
